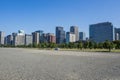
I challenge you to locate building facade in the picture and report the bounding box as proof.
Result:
[35,30,44,43]
[13,30,25,46]
[79,32,86,41]
[70,26,79,42]
[6,35,13,45]
[114,28,120,40]
[89,22,114,43]
[66,32,76,44]
[41,33,47,43]
[32,32,40,44]
[56,27,65,44]
[13,35,25,46]
[0,31,5,45]
[25,34,32,45]
[46,33,56,43]
[50,35,56,43]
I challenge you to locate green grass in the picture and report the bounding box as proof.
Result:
[60,48,120,53]
[23,47,120,53]
[112,49,120,53]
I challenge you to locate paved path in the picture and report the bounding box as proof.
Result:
[0,48,120,80]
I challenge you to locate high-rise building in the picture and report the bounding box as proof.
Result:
[89,22,114,43]
[40,33,56,43]
[13,30,25,46]
[56,27,65,44]
[70,26,79,41]
[46,33,56,43]
[6,35,13,45]
[12,33,17,46]
[114,28,120,40]
[25,34,32,45]
[0,31,5,45]
[32,32,40,44]
[79,32,86,41]
[50,35,56,43]
[66,32,76,44]
[35,30,44,43]
[13,35,25,46]
[41,33,47,43]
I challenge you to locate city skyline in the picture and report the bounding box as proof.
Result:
[1,22,120,46]
[0,0,120,37]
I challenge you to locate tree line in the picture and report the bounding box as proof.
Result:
[1,40,120,52]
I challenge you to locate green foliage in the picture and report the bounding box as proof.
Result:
[77,41,83,49]
[48,43,57,48]
[94,42,98,49]
[3,40,120,52]
[65,43,69,48]
[68,42,74,49]
[98,43,103,49]
[83,41,89,49]
[27,44,32,48]
[33,43,38,48]
[103,40,114,52]
[41,43,47,48]
[113,40,120,49]
[88,41,94,49]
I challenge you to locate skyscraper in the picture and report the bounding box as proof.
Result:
[79,32,86,41]
[32,32,40,44]
[41,33,47,43]
[0,31,5,45]
[25,34,32,45]
[114,28,120,40]
[12,33,17,46]
[66,32,76,44]
[89,22,114,43]
[56,27,65,44]
[70,26,79,41]
[40,33,56,43]
[13,35,25,46]
[46,33,56,43]
[35,30,44,43]
[50,35,56,43]
[6,35,13,45]
[13,30,25,46]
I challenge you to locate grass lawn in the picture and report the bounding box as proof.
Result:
[60,48,120,53]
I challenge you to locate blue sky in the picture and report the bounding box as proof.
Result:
[0,0,120,37]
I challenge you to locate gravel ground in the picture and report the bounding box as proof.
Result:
[0,48,120,80]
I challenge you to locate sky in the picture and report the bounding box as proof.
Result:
[0,0,120,37]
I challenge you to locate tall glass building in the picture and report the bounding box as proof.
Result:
[70,26,79,41]
[35,30,44,43]
[32,32,40,45]
[56,27,65,44]
[6,35,13,45]
[114,28,120,40]
[79,32,86,41]
[89,22,114,43]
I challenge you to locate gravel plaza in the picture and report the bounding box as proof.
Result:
[0,48,120,80]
